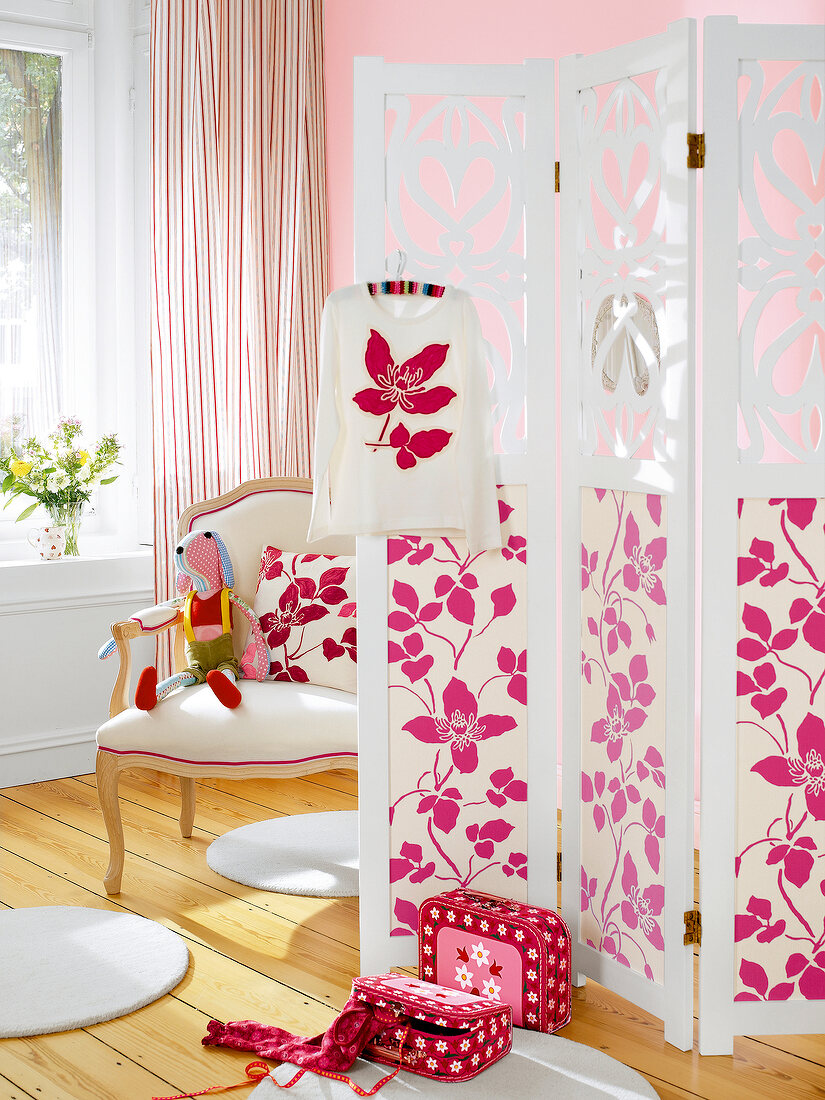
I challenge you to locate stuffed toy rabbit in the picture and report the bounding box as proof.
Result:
[98,530,268,710]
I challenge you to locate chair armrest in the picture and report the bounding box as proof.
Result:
[127,604,182,633]
[107,611,183,719]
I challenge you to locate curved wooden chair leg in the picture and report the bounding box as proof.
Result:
[179,777,196,838]
[96,750,125,894]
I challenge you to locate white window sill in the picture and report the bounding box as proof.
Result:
[0,532,148,563]
[0,546,154,611]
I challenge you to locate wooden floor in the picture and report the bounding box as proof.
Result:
[0,770,823,1100]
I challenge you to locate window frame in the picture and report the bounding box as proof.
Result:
[133,29,152,546]
[0,19,97,552]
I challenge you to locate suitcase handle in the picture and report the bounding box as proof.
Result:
[456,889,519,911]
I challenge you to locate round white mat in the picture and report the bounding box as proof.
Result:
[0,906,190,1038]
[206,811,359,897]
[251,1030,659,1099]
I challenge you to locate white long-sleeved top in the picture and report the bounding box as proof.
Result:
[307,284,501,553]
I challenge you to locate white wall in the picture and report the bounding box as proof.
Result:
[0,553,153,785]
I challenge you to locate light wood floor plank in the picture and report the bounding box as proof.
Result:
[197,771,357,811]
[4,779,360,944]
[749,1034,825,1066]
[81,995,272,1089]
[643,1079,704,1100]
[75,766,358,823]
[0,1073,35,1100]
[0,1031,177,1100]
[566,989,825,1100]
[1,771,823,1100]
[291,768,359,796]
[169,931,341,1034]
[0,854,341,1098]
[0,849,342,1025]
[0,797,359,1003]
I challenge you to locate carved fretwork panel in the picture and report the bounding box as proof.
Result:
[737,61,825,464]
[384,95,527,455]
[576,71,668,461]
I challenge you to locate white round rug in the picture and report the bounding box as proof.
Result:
[0,906,190,1038]
[251,1029,659,1099]
[206,811,359,897]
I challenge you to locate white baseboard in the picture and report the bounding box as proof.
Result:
[0,725,97,788]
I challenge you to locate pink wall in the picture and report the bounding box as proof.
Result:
[323,0,823,289]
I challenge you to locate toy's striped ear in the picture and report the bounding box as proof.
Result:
[174,538,189,594]
[212,533,234,589]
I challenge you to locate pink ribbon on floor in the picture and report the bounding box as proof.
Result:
[161,995,408,1097]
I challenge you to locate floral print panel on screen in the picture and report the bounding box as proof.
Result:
[580,487,667,985]
[735,497,825,1002]
[387,487,528,937]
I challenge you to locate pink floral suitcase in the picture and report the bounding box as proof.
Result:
[354,973,512,1083]
[418,890,572,1032]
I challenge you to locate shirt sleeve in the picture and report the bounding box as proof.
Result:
[456,295,502,553]
[307,298,339,542]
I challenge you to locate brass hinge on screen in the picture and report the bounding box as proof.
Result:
[687,132,705,169]
[557,852,562,882]
[555,161,560,193]
[684,909,702,946]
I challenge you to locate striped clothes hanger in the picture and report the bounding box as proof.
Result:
[367,249,446,297]
[366,279,445,297]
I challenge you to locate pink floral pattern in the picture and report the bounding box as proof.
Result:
[388,488,527,936]
[247,548,357,693]
[404,678,516,774]
[735,497,825,1002]
[354,329,456,468]
[580,488,667,984]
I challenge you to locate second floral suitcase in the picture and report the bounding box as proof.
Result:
[418,889,572,1032]
[355,973,512,1082]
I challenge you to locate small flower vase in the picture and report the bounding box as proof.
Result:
[48,501,84,556]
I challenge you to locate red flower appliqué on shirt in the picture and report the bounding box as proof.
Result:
[354,330,455,416]
[389,423,452,470]
[353,329,455,469]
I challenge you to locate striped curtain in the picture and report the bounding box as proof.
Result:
[150,0,328,650]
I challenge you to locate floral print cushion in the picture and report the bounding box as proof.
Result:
[244,547,356,693]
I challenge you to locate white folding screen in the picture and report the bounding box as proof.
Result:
[558,21,697,1050]
[351,15,822,1054]
[354,58,557,973]
[700,17,825,1054]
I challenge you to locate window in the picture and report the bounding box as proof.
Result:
[0,20,95,549]
[0,47,64,443]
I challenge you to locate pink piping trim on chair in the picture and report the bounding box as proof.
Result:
[186,488,313,532]
[133,612,179,631]
[98,747,357,767]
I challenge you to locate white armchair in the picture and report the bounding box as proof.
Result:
[95,476,357,893]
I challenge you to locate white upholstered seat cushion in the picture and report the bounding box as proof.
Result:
[96,681,357,768]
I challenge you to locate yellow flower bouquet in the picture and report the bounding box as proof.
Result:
[1,416,122,555]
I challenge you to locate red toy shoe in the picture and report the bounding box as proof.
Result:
[206,669,242,709]
[135,666,158,711]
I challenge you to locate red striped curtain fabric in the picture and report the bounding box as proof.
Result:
[150,0,328,662]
